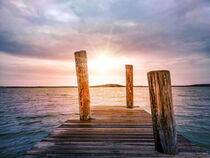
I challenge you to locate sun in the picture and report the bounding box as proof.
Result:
[88,50,130,74]
[87,50,131,85]
[89,51,119,74]
[95,54,113,71]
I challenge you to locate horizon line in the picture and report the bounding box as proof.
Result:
[0,83,210,88]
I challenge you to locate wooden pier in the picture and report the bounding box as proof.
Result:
[23,105,209,158]
[22,51,209,157]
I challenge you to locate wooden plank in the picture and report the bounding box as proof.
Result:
[22,106,210,158]
[63,122,153,125]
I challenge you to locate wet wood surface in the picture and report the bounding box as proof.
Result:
[22,106,209,158]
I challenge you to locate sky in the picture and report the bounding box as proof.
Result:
[0,0,210,86]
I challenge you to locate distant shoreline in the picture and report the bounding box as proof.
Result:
[0,84,210,88]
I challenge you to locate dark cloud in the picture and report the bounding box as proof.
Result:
[0,30,43,55]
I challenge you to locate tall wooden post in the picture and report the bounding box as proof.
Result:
[147,70,178,155]
[126,65,133,108]
[74,50,91,120]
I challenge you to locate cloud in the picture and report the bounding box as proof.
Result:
[45,9,79,23]
[0,0,209,60]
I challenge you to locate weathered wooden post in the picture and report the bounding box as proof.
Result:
[147,70,178,155]
[126,65,133,108]
[74,50,91,120]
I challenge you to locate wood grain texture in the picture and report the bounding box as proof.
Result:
[147,70,178,154]
[126,65,133,108]
[74,50,91,120]
[22,106,209,158]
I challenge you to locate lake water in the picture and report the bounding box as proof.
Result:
[0,87,210,157]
